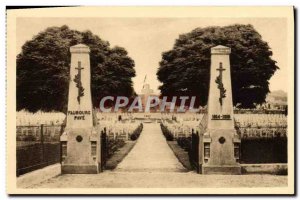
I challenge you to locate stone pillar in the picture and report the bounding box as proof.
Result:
[60,44,101,174]
[200,45,241,174]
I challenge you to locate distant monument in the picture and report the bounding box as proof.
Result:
[141,84,154,106]
[60,44,101,174]
[140,75,155,110]
[199,45,241,174]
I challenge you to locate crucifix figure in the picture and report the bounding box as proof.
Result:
[215,62,226,106]
[73,61,85,104]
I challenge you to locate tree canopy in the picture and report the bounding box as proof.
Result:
[156,24,278,108]
[17,25,136,112]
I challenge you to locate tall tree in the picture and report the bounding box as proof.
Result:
[157,24,278,108]
[17,25,135,112]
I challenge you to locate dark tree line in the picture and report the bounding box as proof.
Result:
[17,25,136,112]
[157,24,278,108]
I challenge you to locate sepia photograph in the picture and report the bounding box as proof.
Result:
[6,6,294,195]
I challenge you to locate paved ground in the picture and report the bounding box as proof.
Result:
[30,123,287,188]
[31,171,287,188]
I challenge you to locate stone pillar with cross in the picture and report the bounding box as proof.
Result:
[198,45,241,174]
[60,44,101,174]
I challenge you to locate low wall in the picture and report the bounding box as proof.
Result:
[241,137,287,163]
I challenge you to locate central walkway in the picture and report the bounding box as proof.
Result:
[116,122,186,172]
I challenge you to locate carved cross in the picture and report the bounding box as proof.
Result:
[74,61,85,104]
[215,62,226,106]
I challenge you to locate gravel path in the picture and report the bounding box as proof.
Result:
[115,123,186,172]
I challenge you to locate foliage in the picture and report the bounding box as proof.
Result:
[17,25,135,112]
[130,123,143,141]
[160,123,174,141]
[157,24,278,108]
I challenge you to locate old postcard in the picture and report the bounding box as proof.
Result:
[6,6,294,195]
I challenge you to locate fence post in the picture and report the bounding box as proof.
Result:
[101,128,107,171]
[40,124,45,164]
[60,124,64,164]
[196,131,200,173]
[100,130,104,172]
[191,129,194,168]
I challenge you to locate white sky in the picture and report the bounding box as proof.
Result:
[17,17,288,94]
